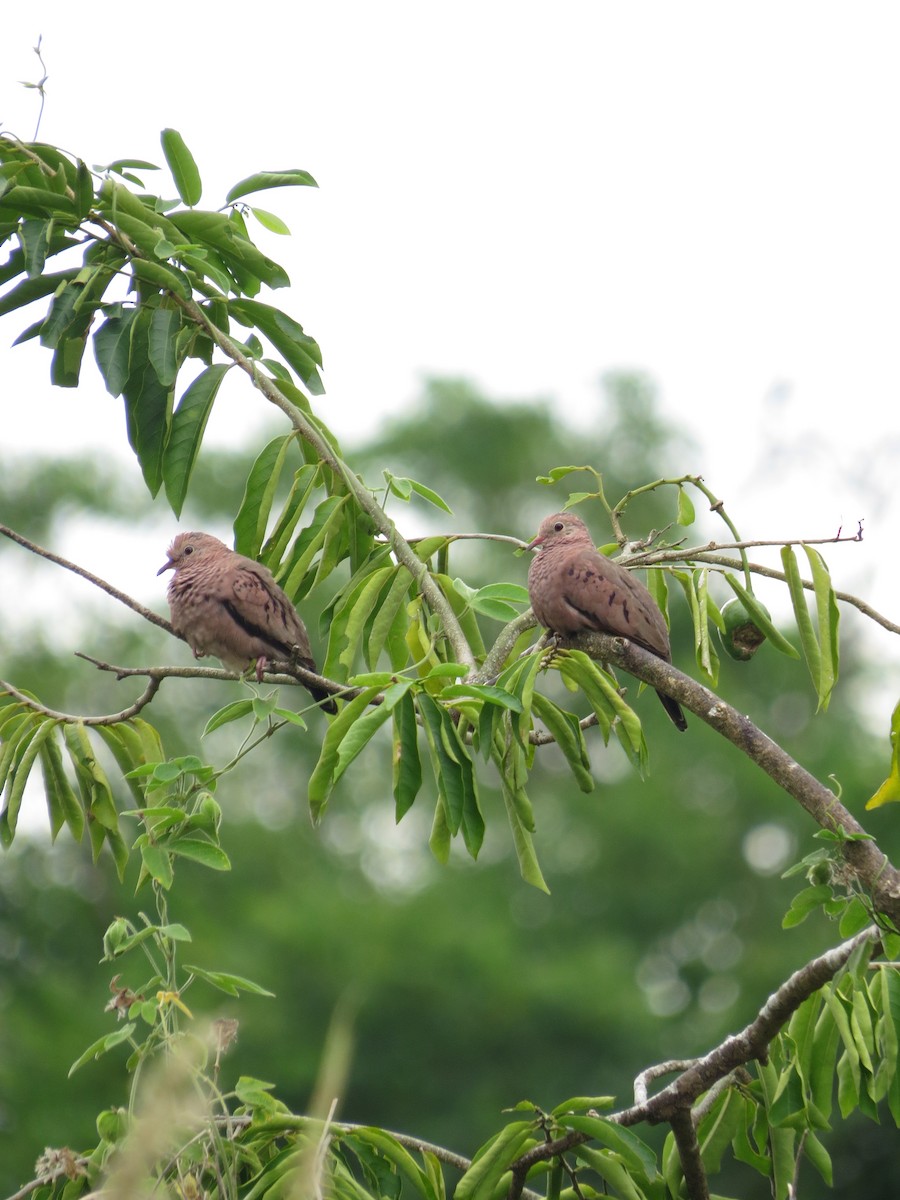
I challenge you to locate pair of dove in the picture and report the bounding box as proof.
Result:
[160,514,685,730]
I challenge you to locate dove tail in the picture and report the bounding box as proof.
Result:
[657,690,688,731]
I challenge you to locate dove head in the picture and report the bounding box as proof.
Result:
[526,512,593,552]
[158,531,230,576]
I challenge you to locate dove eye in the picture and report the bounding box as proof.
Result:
[554,522,564,532]
[183,546,194,556]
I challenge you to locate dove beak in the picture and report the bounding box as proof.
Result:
[157,558,174,576]
[526,534,544,552]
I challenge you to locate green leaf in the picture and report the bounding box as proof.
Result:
[163,363,230,517]
[122,307,175,497]
[802,544,841,710]
[0,268,80,317]
[19,217,50,277]
[93,305,138,396]
[148,305,181,386]
[308,686,384,821]
[249,206,291,235]
[393,689,422,820]
[2,718,56,843]
[228,298,323,394]
[161,129,203,206]
[172,209,290,291]
[332,683,410,785]
[39,733,84,842]
[531,693,594,793]
[130,256,192,299]
[141,843,174,889]
[455,1121,537,1200]
[233,434,296,557]
[499,775,549,892]
[866,700,900,809]
[226,169,318,203]
[676,485,695,526]
[68,1024,136,1076]
[407,478,453,514]
[203,700,256,736]
[167,838,231,871]
[782,884,832,928]
[184,965,275,997]
[418,694,466,836]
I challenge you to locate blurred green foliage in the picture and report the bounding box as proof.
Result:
[1,374,898,1196]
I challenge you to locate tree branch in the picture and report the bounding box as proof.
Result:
[669,1109,710,1200]
[506,928,879,1194]
[555,630,900,923]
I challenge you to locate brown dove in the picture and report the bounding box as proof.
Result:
[158,532,338,714]
[527,512,687,730]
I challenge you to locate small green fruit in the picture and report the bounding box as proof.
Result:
[719,597,768,661]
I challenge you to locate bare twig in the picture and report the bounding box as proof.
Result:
[0,677,160,726]
[0,524,173,633]
[74,654,352,705]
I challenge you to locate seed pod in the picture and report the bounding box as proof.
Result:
[719,597,768,661]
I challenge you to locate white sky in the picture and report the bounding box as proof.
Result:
[2,3,900,696]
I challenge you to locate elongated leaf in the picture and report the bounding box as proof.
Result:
[68,1024,137,1076]
[308,686,383,821]
[233,434,296,557]
[122,307,175,497]
[780,544,821,684]
[228,298,323,393]
[366,567,413,669]
[0,268,80,317]
[249,206,291,235]
[499,775,549,892]
[131,257,192,299]
[337,567,396,670]
[172,209,290,290]
[163,363,230,516]
[531,693,594,792]
[183,964,274,997]
[393,689,422,820]
[456,1122,537,1200]
[802,544,841,710]
[418,694,465,836]
[676,485,695,526]
[226,169,318,203]
[2,719,56,843]
[561,1116,656,1177]
[148,305,181,386]
[161,129,202,207]
[571,1146,648,1200]
[39,733,84,841]
[93,305,138,396]
[332,682,411,786]
[279,495,347,599]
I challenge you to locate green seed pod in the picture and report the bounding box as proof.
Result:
[719,597,768,661]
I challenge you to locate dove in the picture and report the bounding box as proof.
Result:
[526,512,687,730]
[158,532,338,714]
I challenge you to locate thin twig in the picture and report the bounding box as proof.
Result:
[0,677,160,726]
[0,524,173,632]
